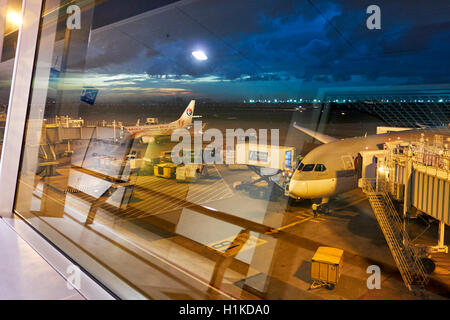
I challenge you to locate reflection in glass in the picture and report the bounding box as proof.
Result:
[14,0,450,300]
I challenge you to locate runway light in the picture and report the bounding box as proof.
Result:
[192,50,208,61]
[7,10,22,27]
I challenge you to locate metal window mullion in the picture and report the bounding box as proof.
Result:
[0,0,44,216]
[0,0,8,61]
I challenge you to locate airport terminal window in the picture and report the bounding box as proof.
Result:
[12,0,450,300]
[0,0,22,155]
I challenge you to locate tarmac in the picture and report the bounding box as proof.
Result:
[12,107,450,299]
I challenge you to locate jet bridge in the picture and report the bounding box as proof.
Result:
[381,134,449,250]
[358,132,449,239]
[359,132,450,294]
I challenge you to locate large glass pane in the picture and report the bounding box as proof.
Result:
[0,0,22,152]
[14,0,450,299]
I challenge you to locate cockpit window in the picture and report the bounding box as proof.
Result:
[297,162,304,170]
[315,164,327,172]
[302,164,315,171]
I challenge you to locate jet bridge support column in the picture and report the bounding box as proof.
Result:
[403,154,413,217]
[402,155,414,244]
[438,222,446,249]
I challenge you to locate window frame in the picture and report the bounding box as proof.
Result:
[0,0,43,216]
[314,164,327,172]
[0,0,117,299]
[302,164,315,172]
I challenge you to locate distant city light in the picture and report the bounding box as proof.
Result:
[192,50,208,61]
[243,96,449,105]
[7,10,22,27]
[245,97,325,104]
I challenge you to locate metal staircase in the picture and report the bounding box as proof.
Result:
[361,178,428,295]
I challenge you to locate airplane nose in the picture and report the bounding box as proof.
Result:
[288,179,308,198]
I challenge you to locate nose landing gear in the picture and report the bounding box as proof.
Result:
[312,198,330,215]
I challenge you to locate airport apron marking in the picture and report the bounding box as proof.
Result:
[272,214,325,232]
[209,234,266,257]
[275,217,314,231]
[296,211,327,221]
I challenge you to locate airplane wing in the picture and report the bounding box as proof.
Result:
[415,122,429,129]
[293,123,338,144]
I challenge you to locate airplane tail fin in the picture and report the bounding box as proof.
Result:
[173,100,195,128]
[293,122,338,144]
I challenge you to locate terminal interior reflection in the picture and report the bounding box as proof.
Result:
[15,106,450,299]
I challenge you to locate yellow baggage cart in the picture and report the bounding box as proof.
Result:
[154,163,178,178]
[309,246,344,290]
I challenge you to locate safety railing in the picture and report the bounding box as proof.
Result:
[361,178,428,294]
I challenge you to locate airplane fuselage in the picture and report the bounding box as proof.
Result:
[287,128,449,201]
[123,100,195,140]
[125,122,182,136]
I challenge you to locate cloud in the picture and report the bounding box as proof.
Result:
[67,0,450,100]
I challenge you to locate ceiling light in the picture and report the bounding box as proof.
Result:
[192,50,208,61]
[7,11,22,27]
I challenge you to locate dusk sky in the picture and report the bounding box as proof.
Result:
[55,0,450,102]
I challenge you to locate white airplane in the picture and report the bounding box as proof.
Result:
[287,123,450,205]
[124,100,195,143]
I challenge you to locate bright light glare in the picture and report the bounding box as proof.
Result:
[192,50,208,61]
[7,11,22,27]
[378,166,389,174]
